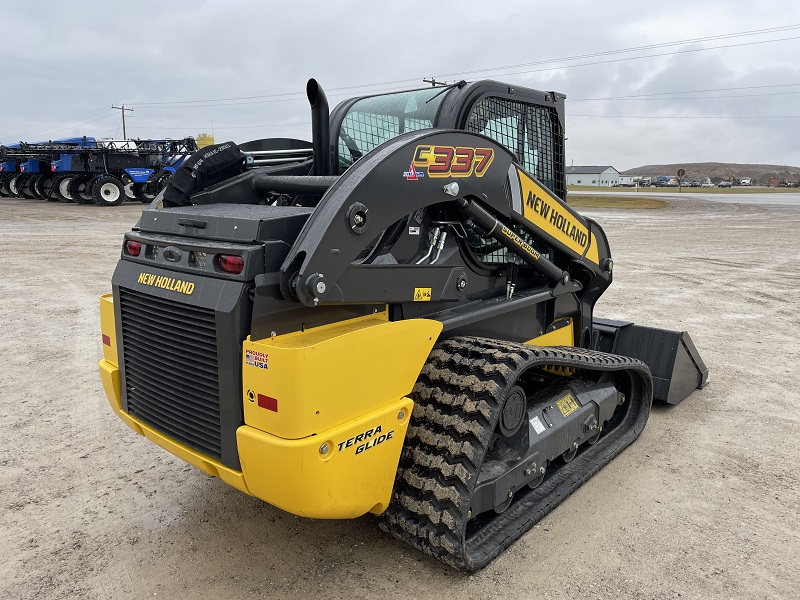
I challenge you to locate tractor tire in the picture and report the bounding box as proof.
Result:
[57,176,75,202]
[34,174,54,200]
[148,171,172,197]
[47,175,68,202]
[132,183,154,203]
[69,176,94,204]
[10,174,27,198]
[18,175,33,199]
[16,174,34,198]
[93,175,124,207]
[25,175,43,199]
[0,174,13,197]
[122,175,138,201]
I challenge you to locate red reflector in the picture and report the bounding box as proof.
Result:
[217,254,244,274]
[257,394,278,412]
[51,164,56,172]
[102,334,111,346]
[125,240,142,256]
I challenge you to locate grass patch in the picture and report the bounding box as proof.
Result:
[567,195,667,209]
[567,185,797,194]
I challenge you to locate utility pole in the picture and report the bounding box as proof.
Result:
[111,104,134,139]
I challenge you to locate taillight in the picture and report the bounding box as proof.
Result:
[51,164,56,172]
[125,240,142,256]
[217,254,244,274]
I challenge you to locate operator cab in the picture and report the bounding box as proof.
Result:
[330,81,566,200]
[328,81,567,269]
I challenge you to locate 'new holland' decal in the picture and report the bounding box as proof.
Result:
[515,169,599,265]
[137,272,195,295]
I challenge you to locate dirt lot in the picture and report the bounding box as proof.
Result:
[1,197,798,599]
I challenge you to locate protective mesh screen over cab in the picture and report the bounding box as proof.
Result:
[464,97,563,267]
[465,96,565,201]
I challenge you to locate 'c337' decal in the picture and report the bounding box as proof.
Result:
[137,272,195,295]
[411,145,494,178]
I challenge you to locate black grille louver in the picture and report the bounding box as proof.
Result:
[119,288,222,459]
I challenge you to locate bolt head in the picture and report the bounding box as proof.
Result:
[525,468,532,476]
[442,182,460,196]
[539,466,545,474]
[315,281,327,294]
[353,214,364,225]
[319,444,329,455]
[507,490,513,498]
[397,410,405,420]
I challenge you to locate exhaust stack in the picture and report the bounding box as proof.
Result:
[306,78,330,176]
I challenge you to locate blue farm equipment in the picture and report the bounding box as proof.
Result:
[49,137,150,206]
[136,138,199,201]
[0,136,199,206]
[0,144,21,198]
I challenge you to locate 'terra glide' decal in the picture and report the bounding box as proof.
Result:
[408,145,494,179]
[338,425,395,455]
[137,272,195,295]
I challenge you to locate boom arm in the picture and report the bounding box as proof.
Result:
[273,129,612,307]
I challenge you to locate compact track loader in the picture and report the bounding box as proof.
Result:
[99,79,707,571]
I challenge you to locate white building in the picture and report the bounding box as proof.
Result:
[565,166,620,187]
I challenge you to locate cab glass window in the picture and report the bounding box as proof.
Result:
[337,88,447,174]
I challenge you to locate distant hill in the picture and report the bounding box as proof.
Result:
[620,162,800,183]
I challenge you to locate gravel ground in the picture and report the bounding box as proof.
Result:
[1,197,798,599]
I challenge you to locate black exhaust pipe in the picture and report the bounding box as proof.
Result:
[307,78,330,176]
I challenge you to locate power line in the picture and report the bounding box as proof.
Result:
[567,82,800,101]
[569,114,800,119]
[434,24,800,79]
[570,91,800,102]
[451,35,800,81]
[0,106,110,141]
[125,24,800,109]
[6,24,800,140]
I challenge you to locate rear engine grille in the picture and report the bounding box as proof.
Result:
[119,288,221,459]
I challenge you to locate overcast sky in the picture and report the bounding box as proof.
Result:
[2,0,800,170]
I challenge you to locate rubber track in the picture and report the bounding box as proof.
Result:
[380,336,652,572]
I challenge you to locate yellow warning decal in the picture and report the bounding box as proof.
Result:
[413,287,432,301]
[556,393,580,417]
[517,169,599,265]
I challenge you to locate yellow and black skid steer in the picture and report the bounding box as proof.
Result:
[98,79,707,572]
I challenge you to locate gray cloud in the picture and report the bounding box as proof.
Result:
[1,0,799,169]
